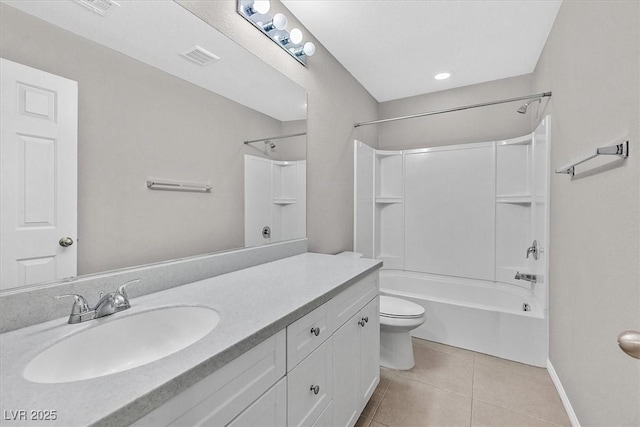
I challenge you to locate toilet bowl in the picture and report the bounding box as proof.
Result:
[379,295,426,370]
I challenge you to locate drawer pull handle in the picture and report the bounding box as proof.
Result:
[310,384,320,395]
[358,319,365,327]
[310,327,320,336]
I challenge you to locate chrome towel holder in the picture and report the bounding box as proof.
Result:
[146,179,212,193]
[555,140,629,176]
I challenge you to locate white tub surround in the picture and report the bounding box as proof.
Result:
[355,117,550,366]
[0,253,381,427]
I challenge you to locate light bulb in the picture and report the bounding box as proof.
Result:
[289,28,303,45]
[272,13,287,30]
[253,0,270,14]
[303,42,316,56]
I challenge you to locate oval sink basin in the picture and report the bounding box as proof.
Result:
[24,306,219,384]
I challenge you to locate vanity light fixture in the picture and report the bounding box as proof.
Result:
[263,13,287,32]
[237,0,316,66]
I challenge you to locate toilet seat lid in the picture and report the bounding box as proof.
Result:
[380,295,425,319]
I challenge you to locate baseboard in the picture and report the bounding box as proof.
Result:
[547,359,581,427]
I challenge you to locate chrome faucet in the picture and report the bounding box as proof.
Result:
[55,279,140,324]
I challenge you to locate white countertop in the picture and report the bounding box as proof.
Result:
[0,253,381,427]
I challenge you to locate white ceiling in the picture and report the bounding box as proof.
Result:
[2,0,307,121]
[282,0,562,102]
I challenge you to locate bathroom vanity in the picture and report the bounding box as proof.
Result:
[0,253,381,426]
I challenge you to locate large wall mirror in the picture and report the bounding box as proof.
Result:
[0,1,307,292]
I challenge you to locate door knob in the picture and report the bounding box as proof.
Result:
[59,237,74,247]
[618,330,640,359]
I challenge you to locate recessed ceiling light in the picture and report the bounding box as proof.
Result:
[434,72,452,80]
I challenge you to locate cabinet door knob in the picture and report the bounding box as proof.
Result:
[310,384,320,395]
[310,327,320,336]
[358,319,365,327]
[363,316,369,323]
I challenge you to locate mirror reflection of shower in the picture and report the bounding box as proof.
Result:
[244,154,306,247]
[243,130,307,247]
[244,131,306,157]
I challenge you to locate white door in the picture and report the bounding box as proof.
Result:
[0,59,78,290]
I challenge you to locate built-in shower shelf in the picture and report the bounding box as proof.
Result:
[376,254,401,261]
[375,197,403,204]
[273,198,296,205]
[496,194,532,204]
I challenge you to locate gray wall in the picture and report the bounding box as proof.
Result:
[0,4,301,275]
[533,1,639,425]
[179,1,379,255]
[378,74,534,149]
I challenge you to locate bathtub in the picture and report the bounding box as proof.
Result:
[380,269,548,367]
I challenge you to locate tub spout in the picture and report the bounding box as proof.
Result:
[515,272,537,283]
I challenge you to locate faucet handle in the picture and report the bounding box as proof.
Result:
[54,294,90,314]
[113,279,140,311]
[117,279,140,300]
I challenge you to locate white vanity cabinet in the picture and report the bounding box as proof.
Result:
[133,270,379,427]
[286,271,379,427]
[332,297,380,427]
[133,330,287,427]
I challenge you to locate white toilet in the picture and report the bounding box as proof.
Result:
[379,295,426,370]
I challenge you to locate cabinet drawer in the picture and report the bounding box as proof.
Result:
[134,330,286,427]
[311,401,333,427]
[287,337,333,427]
[330,271,378,331]
[287,302,331,371]
[227,378,286,427]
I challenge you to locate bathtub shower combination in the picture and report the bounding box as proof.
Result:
[355,117,550,367]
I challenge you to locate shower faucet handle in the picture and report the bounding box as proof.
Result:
[526,240,539,260]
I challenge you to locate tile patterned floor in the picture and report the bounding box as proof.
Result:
[356,338,571,427]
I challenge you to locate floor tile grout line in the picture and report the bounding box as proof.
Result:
[369,369,394,423]
[470,352,476,427]
[394,369,474,398]
[472,397,570,427]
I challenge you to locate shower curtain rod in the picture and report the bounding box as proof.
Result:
[353,91,552,127]
[244,132,307,145]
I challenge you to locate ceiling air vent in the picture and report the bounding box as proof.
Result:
[180,46,221,66]
[74,0,120,15]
